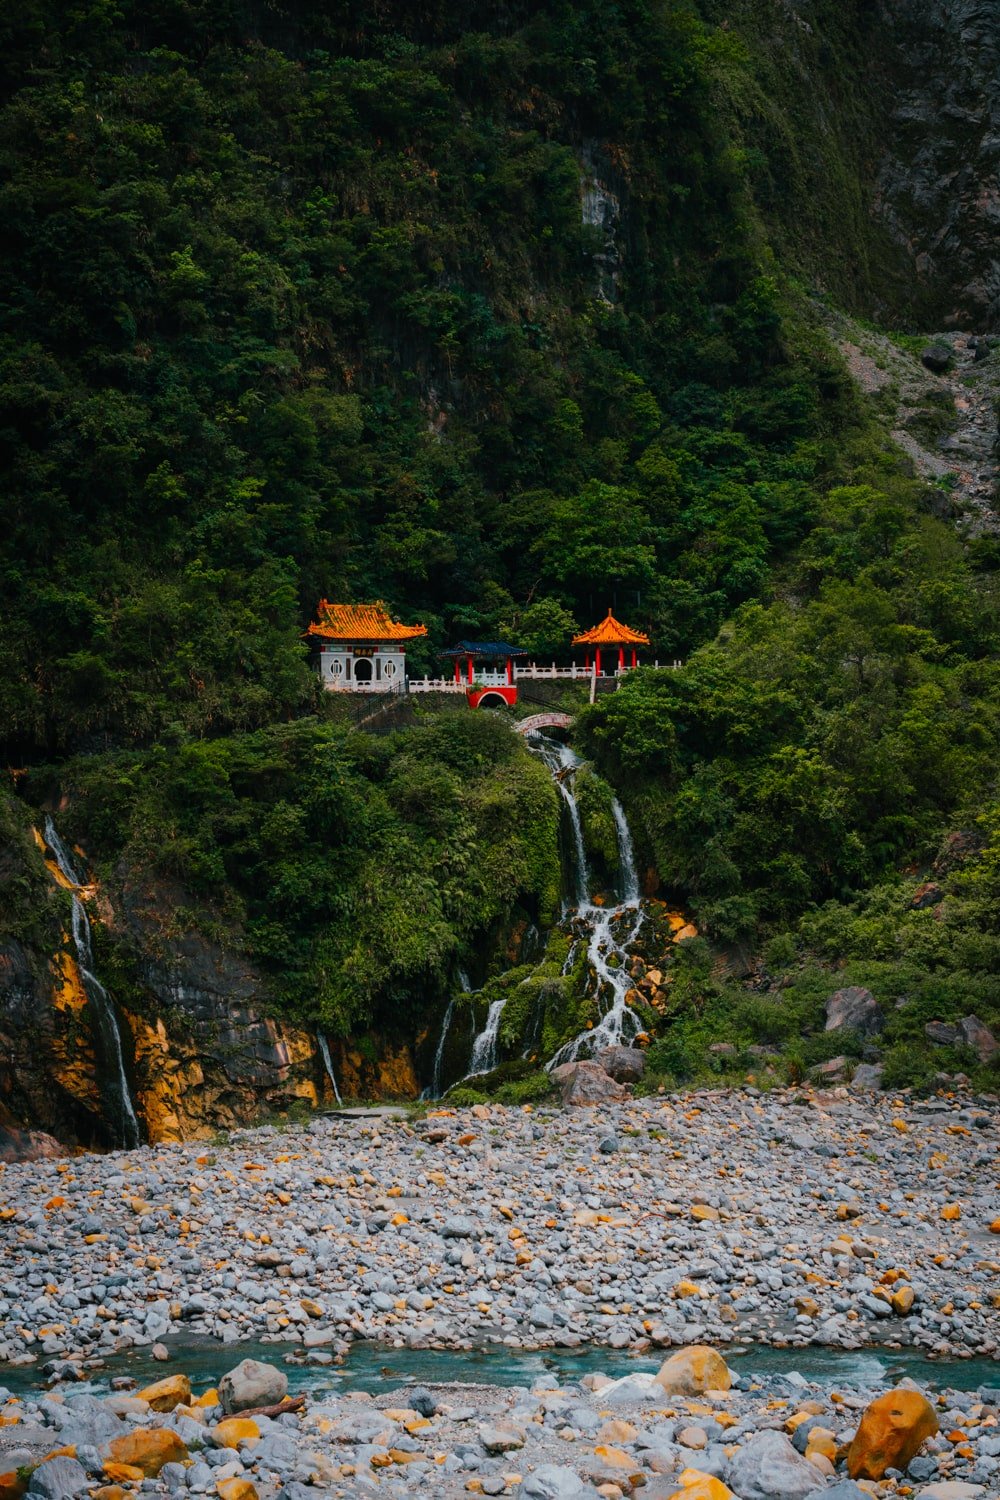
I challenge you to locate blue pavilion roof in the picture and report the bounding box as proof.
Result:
[440,639,528,658]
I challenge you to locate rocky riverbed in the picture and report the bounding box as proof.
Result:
[2,1340,1000,1498]
[0,1086,997,1496]
[1,1088,997,1368]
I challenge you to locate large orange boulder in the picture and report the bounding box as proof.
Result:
[847,1388,939,1479]
[654,1346,731,1396]
[666,1472,736,1500]
[106,1428,189,1477]
[137,1373,192,1412]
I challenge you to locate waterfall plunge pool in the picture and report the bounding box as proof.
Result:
[2,1336,996,1399]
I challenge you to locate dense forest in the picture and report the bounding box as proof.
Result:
[2,0,999,1112]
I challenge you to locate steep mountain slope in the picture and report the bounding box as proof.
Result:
[2,0,999,1138]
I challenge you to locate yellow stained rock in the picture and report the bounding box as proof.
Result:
[847,1388,939,1480]
[805,1427,837,1461]
[891,1119,909,1133]
[594,1445,633,1469]
[213,1417,261,1448]
[597,1420,638,1444]
[106,1429,188,1477]
[674,1280,704,1299]
[667,1470,736,1499]
[196,1387,219,1407]
[892,1285,915,1315]
[92,1489,128,1500]
[217,1482,259,1500]
[655,1347,731,1397]
[807,1452,835,1476]
[941,1202,962,1221]
[102,1463,145,1483]
[690,1205,719,1223]
[136,1373,192,1412]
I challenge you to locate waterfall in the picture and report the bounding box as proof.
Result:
[529,736,590,910]
[612,797,640,904]
[43,817,141,1149]
[431,999,455,1096]
[316,1032,343,1105]
[525,736,644,1068]
[430,967,472,1097]
[465,998,507,1077]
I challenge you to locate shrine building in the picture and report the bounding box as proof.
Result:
[572,608,650,675]
[306,600,427,691]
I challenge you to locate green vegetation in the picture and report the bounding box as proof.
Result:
[32,712,559,1036]
[1,0,863,759]
[580,476,1000,940]
[3,0,999,1090]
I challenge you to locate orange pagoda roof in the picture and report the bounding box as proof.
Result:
[306,600,428,642]
[572,609,650,647]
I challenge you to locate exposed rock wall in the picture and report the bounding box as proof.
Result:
[0,848,421,1153]
[876,0,1000,328]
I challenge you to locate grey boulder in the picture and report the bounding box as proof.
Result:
[825,986,882,1035]
[958,1014,997,1060]
[595,1046,645,1083]
[516,1465,601,1498]
[218,1356,288,1415]
[550,1060,629,1106]
[26,1457,89,1498]
[726,1429,824,1499]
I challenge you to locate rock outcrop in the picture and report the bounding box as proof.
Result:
[876,0,1000,329]
[0,839,422,1149]
[825,986,883,1036]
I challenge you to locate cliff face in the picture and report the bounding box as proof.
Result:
[0,851,422,1151]
[707,0,1000,330]
[876,0,1000,328]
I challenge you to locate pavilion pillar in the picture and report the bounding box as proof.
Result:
[506,658,512,684]
[595,647,602,677]
[618,646,625,672]
[631,648,637,669]
[467,655,474,685]
[585,653,590,672]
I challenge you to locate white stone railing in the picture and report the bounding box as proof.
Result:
[514,661,681,679]
[408,678,468,693]
[324,662,683,694]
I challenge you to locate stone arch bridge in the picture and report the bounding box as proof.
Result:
[516,711,574,735]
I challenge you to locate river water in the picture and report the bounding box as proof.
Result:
[1,1335,995,1399]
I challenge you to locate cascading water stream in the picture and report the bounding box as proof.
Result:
[43,817,141,1149]
[531,736,590,912]
[430,969,470,1097]
[526,735,644,1068]
[465,999,506,1077]
[316,1033,343,1106]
